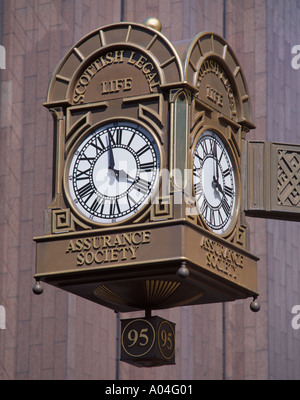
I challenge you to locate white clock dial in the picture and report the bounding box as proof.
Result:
[193,130,237,235]
[66,121,160,224]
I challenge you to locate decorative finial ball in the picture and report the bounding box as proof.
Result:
[32,280,44,295]
[143,17,162,32]
[250,297,261,312]
[177,262,189,278]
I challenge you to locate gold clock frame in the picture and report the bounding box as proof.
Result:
[190,125,241,239]
[63,117,164,228]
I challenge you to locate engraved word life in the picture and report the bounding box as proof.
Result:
[197,59,235,112]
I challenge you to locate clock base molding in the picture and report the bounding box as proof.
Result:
[34,219,258,313]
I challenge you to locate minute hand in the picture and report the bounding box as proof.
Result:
[213,139,219,182]
[107,133,115,170]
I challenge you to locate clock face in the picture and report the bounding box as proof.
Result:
[193,130,238,235]
[65,121,160,224]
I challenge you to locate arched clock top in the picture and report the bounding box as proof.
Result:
[183,32,255,129]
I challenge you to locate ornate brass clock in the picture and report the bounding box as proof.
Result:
[65,120,160,225]
[34,23,259,319]
[192,129,239,236]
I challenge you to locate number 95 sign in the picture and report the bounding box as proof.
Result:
[121,316,176,367]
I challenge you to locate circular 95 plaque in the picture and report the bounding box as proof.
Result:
[121,319,155,358]
[158,320,175,360]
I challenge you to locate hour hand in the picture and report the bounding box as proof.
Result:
[212,178,224,196]
[117,169,136,183]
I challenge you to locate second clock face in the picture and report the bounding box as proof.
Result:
[193,130,238,235]
[66,121,160,224]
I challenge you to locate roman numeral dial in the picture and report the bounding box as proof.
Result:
[192,130,238,235]
[65,121,160,224]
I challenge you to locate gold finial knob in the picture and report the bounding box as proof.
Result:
[142,17,162,32]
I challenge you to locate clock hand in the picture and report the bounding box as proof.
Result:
[212,137,225,197]
[106,132,115,170]
[105,134,136,184]
[212,174,224,196]
[212,156,224,198]
[215,181,224,196]
[116,169,136,183]
[105,135,119,185]
[212,138,219,183]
